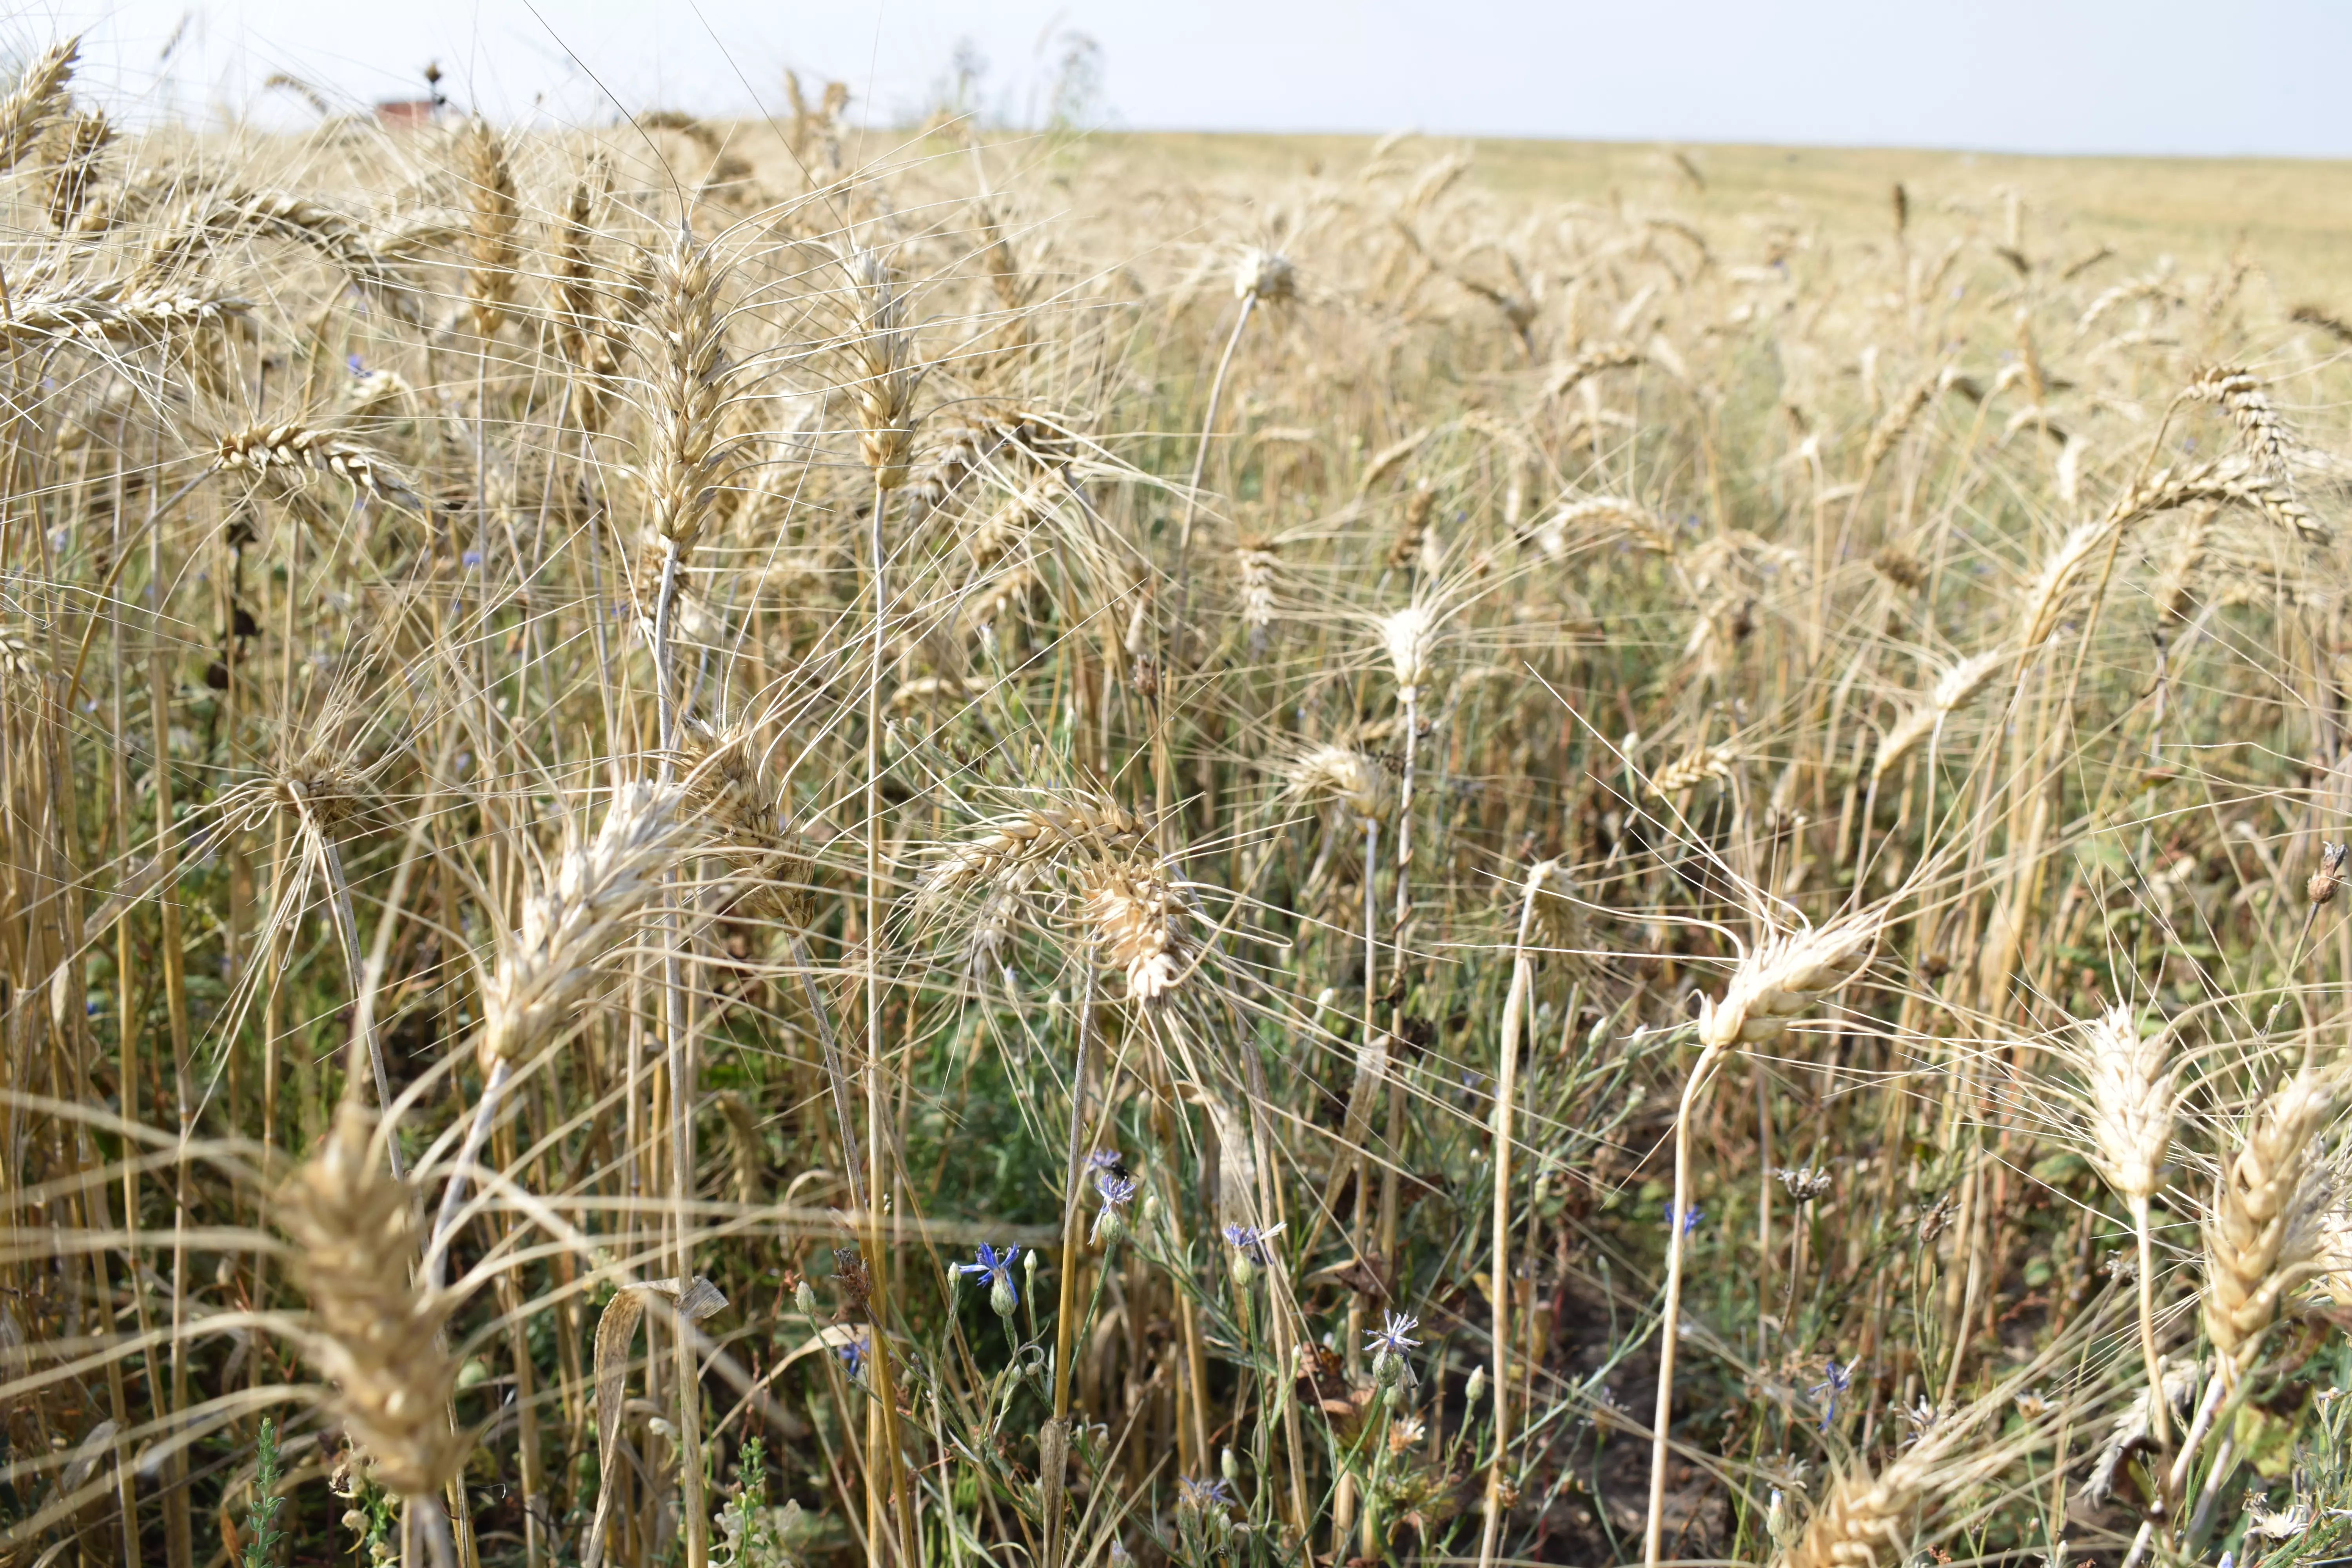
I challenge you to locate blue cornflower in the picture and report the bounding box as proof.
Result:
[1177,1474,1234,1511]
[1664,1201,1704,1236]
[1090,1171,1138,1245]
[1365,1311,1420,1358]
[1367,1310,1420,1386]
[1223,1222,1279,1287]
[954,1243,1022,1317]
[837,1330,867,1381]
[461,548,483,568]
[346,352,368,376]
[1086,1148,1125,1173]
[1810,1360,1852,1432]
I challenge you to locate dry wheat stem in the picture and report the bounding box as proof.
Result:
[1479,862,1550,1568]
[1650,913,1880,1565]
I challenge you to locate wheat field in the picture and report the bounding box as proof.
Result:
[5,36,2352,1568]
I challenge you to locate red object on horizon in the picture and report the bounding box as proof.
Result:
[376,100,435,129]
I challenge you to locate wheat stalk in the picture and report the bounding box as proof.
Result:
[1650,911,1881,1564]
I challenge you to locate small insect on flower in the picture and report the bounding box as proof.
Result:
[953,1243,1022,1318]
[1087,1147,1132,1181]
[1809,1360,1852,1432]
[1664,1201,1704,1235]
[1091,1170,1139,1245]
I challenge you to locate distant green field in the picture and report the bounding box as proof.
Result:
[1057,131,2352,307]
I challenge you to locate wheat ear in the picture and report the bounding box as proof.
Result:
[0,38,76,173]
[1285,744,1390,825]
[214,423,419,507]
[2204,1068,2337,1373]
[1078,857,1201,1004]
[2191,365,2296,478]
[278,1103,466,1504]
[1872,650,2005,782]
[461,117,519,338]
[916,796,1151,908]
[41,108,107,230]
[2080,1005,2178,1447]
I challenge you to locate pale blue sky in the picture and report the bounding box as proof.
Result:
[24,0,2352,157]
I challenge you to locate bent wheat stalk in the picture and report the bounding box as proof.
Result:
[1645,914,1878,1567]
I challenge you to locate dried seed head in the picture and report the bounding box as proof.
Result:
[1698,918,1878,1051]
[0,628,48,688]
[2205,1070,2339,1367]
[2079,1005,2175,1204]
[2309,842,2347,907]
[1526,858,1586,962]
[0,281,251,350]
[1772,1455,1925,1568]
[1546,339,1646,400]
[964,472,1068,574]
[1537,496,1675,560]
[1871,544,1926,591]
[1860,364,1949,471]
[1233,247,1296,303]
[1079,858,1198,1004]
[2019,520,2110,650]
[42,109,108,230]
[278,1103,465,1498]
[476,784,684,1071]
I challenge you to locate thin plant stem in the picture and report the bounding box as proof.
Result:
[1643,1040,1723,1568]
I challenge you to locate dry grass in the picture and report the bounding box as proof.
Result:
[9,54,2352,1568]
